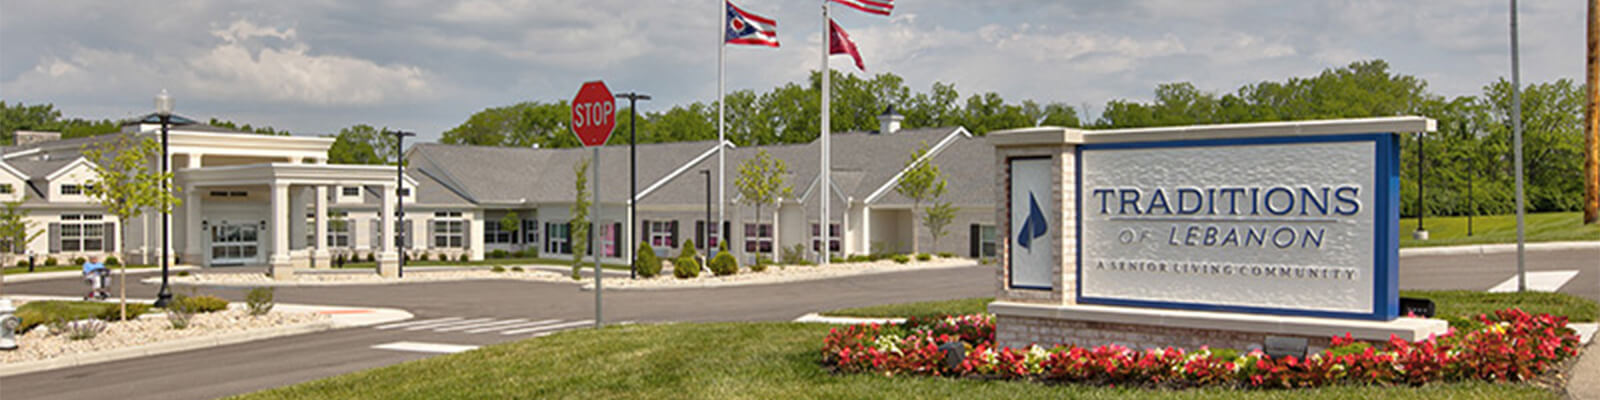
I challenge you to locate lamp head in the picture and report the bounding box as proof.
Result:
[155,89,174,116]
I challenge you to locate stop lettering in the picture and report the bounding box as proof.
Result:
[570,81,616,147]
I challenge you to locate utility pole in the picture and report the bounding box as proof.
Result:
[1511,0,1528,292]
[1585,0,1599,224]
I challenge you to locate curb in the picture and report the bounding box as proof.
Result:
[793,312,906,325]
[578,261,986,292]
[4,265,199,283]
[144,274,582,288]
[1399,241,1600,258]
[0,319,335,378]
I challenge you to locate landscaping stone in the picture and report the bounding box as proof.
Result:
[1,304,325,365]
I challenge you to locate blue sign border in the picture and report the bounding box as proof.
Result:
[1074,133,1401,321]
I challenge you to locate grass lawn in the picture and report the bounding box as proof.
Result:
[821,290,1599,328]
[2,264,156,275]
[1400,211,1600,248]
[14,300,150,333]
[233,290,1596,400]
[333,257,631,271]
[231,322,1556,400]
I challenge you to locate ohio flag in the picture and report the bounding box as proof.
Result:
[725,1,779,47]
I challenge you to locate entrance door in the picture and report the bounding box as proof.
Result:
[211,223,259,266]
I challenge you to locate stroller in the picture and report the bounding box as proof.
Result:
[83,269,109,301]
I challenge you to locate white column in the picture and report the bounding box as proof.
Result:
[378,183,399,277]
[312,185,329,268]
[183,184,203,266]
[268,183,294,279]
[468,212,486,261]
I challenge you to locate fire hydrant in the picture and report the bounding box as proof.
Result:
[0,298,19,350]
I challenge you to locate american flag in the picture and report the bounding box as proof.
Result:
[830,0,892,17]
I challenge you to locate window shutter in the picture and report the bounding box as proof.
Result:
[969,224,980,258]
[562,224,571,254]
[696,221,705,249]
[404,221,414,249]
[370,219,380,251]
[669,220,679,249]
[545,223,553,253]
[612,223,622,257]
[48,223,60,253]
[427,219,436,248]
[462,221,472,250]
[640,220,649,247]
[104,222,116,253]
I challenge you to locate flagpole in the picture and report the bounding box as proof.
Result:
[718,0,727,254]
[820,0,832,265]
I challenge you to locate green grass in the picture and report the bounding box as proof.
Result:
[15,300,150,333]
[232,322,1557,400]
[334,257,630,270]
[1400,211,1600,248]
[2,264,156,275]
[824,290,1599,329]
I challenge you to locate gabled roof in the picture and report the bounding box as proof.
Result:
[408,140,726,205]
[9,157,81,180]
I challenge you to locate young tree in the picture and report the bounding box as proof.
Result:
[569,157,591,279]
[922,201,957,252]
[84,135,180,321]
[0,198,43,296]
[894,142,947,254]
[734,150,792,257]
[499,211,521,235]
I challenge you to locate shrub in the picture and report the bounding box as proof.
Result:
[635,241,662,278]
[246,287,275,316]
[916,253,932,262]
[709,251,739,276]
[491,265,507,273]
[14,260,24,268]
[525,247,540,258]
[936,252,955,258]
[94,303,150,322]
[751,255,771,272]
[17,301,149,333]
[673,256,701,279]
[891,254,911,264]
[366,253,376,263]
[177,271,191,277]
[175,295,229,313]
[72,256,87,265]
[511,266,524,272]
[44,257,57,267]
[63,319,107,340]
[847,254,872,263]
[166,297,195,330]
[780,243,808,266]
[490,249,509,259]
[830,256,844,264]
[459,254,469,262]
[104,256,120,266]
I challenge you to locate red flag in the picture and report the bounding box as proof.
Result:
[828,19,865,71]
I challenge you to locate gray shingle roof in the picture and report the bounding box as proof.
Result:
[9,157,77,179]
[409,140,725,205]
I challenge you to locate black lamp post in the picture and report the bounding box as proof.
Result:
[615,92,649,279]
[1413,132,1428,241]
[388,130,415,278]
[154,90,175,308]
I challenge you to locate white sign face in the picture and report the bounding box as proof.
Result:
[1078,141,1376,315]
[1009,157,1053,289]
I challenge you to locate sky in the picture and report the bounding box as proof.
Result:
[0,1,1588,142]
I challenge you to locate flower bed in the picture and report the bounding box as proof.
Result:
[820,309,1582,389]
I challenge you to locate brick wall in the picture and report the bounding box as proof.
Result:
[993,144,1076,305]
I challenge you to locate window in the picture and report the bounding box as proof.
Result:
[972,224,998,258]
[646,221,675,248]
[432,220,464,248]
[394,222,410,248]
[599,223,618,257]
[811,223,841,253]
[744,223,773,253]
[485,218,516,244]
[341,187,360,197]
[398,187,411,196]
[546,223,570,254]
[695,221,721,250]
[522,220,540,245]
[0,184,13,194]
[60,184,82,195]
[434,211,462,218]
[60,214,105,251]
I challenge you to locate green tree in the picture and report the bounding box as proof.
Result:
[734,150,793,256]
[0,198,43,295]
[894,142,948,254]
[83,134,181,320]
[499,211,520,234]
[922,200,957,252]
[206,118,290,135]
[569,157,591,279]
[328,124,394,165]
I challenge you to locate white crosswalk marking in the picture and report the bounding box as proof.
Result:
[433,318,529,332]
[374,317,463,330]
[465,319,562,334]
[405,318,495,331]
[502,320,594,335]
[1488,270,1580,293]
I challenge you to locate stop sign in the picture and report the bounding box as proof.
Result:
[570,81,616,147]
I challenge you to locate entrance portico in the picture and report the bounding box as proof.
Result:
[178,163,400,279]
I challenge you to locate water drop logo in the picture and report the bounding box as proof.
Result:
[1017,191,1048,252]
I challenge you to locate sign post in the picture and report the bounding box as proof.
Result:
[572,80,616,329]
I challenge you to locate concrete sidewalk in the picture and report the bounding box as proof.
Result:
[1399,240,1600,258]
[0,294,412,377]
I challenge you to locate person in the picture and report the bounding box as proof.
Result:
[82,256,108,300]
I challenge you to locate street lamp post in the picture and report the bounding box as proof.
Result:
[1413,132,1428,241]
[388,130,416,278]
[615,92,650,279]
[154,90,175,308]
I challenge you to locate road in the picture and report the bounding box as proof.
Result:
[1,248,1595,400]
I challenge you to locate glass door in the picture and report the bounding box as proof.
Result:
[210,223,259,266]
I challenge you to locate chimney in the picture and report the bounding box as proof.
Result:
[876,105,904,134]
[14,130,61,146]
